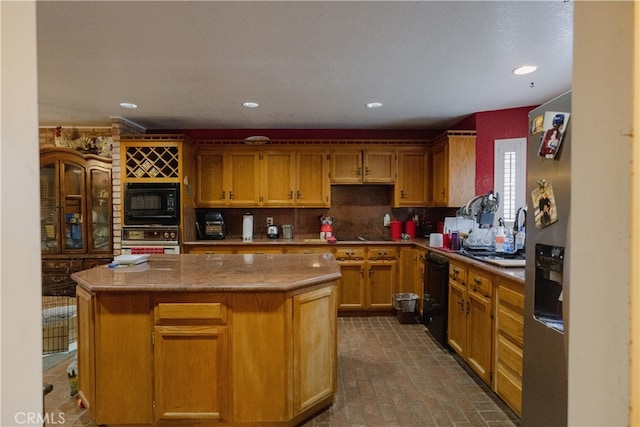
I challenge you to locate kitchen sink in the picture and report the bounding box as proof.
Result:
[460,248,526,267]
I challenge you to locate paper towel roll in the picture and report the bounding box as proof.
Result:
[429,233,443,248]
[243,214,253,242]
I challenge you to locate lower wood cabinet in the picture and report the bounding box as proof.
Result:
[335,246,398,312]
[493,276,525,416]
[77,283,337,426]
[447,260,493,386]
[153,294,229,423]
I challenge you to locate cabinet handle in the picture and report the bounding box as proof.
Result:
[219,191,226,200]
[289,191,293,200]
[360,269,364,278]
[355,167,361,177]
[466,300,471,314]
[458,299,464,311]
[229,191,234,200]
[365,166,370,176]
[296,191,302,199]
[401,190,406,199]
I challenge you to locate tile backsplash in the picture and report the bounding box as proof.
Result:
[195,185,458,240]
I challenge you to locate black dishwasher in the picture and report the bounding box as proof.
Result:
[423,252,449,348]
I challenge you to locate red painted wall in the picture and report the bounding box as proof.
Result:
[453,106,536,195]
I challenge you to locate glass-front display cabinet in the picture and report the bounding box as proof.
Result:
[40,148,112,295]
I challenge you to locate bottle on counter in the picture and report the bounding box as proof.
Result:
[503,227,514,253]
[515,227,526,251]
[495,225,505,252]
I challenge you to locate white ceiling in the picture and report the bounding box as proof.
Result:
[36,1,573,131]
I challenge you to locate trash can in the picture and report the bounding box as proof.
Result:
[392,293,419,324]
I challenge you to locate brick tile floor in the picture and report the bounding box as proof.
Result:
[43,316,519,426]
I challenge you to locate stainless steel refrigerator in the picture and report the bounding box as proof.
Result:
[522,91,571,426]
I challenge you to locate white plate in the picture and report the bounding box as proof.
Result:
[113,254,150,265]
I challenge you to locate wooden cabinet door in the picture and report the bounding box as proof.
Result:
[292,286,337,412]
[196,151,226,206]
[261,151,295,206]
[367,262,396,309]
[432,142,448,206]
[363,150,395,183]
[295,151,330,206]
[154,325,229,423]
[226,152,260,206]
[432,133,476,207]
[336,262,365,310]
[330,151,362,183]
[398,248,418,293]
[466,290,493,385]
[86,165,112,253]
[76,287,95,417]
[395,149,431,207]
[447,280,467,357]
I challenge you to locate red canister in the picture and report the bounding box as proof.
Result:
[405,220,416,239]
[390,219,402,240]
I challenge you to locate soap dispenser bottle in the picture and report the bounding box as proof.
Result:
[495,218,505,252]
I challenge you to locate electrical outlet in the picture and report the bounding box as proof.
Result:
[266,217,274,226]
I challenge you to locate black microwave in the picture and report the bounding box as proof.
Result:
[124,183,180,225]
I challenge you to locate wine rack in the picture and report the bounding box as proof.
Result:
[124,145,180,179]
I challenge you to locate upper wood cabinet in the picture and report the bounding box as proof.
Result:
[432,131,476,207]
[330,150,396,184]
[295,151,331,207]
[196,150,260,207]
[394,148,431,207]
[195,148,330,208]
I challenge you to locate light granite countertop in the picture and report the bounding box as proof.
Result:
[71,253,342,293]
[183,237,525,283]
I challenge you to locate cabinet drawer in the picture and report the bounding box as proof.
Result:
[285,246,331,254]
[366,247,398,261]
[496,333,523,379]
[236,247,283,255]
[498,284,524,312]
[334,248,365,260]
[448,261,467,285]
[42,259,83,273]
[498,306,524,345]
[468,268,492,297]
[154,296,228,325]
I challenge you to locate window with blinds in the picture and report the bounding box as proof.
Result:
[494,138,526,227]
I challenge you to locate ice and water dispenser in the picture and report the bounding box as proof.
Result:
[533,243,565,332]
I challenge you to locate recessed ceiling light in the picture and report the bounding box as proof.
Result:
[513,65,537,75]
[119,102,138,109]
[366,102,383,109]
[243,102,259,108]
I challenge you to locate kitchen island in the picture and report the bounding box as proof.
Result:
[71,253,341,427]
